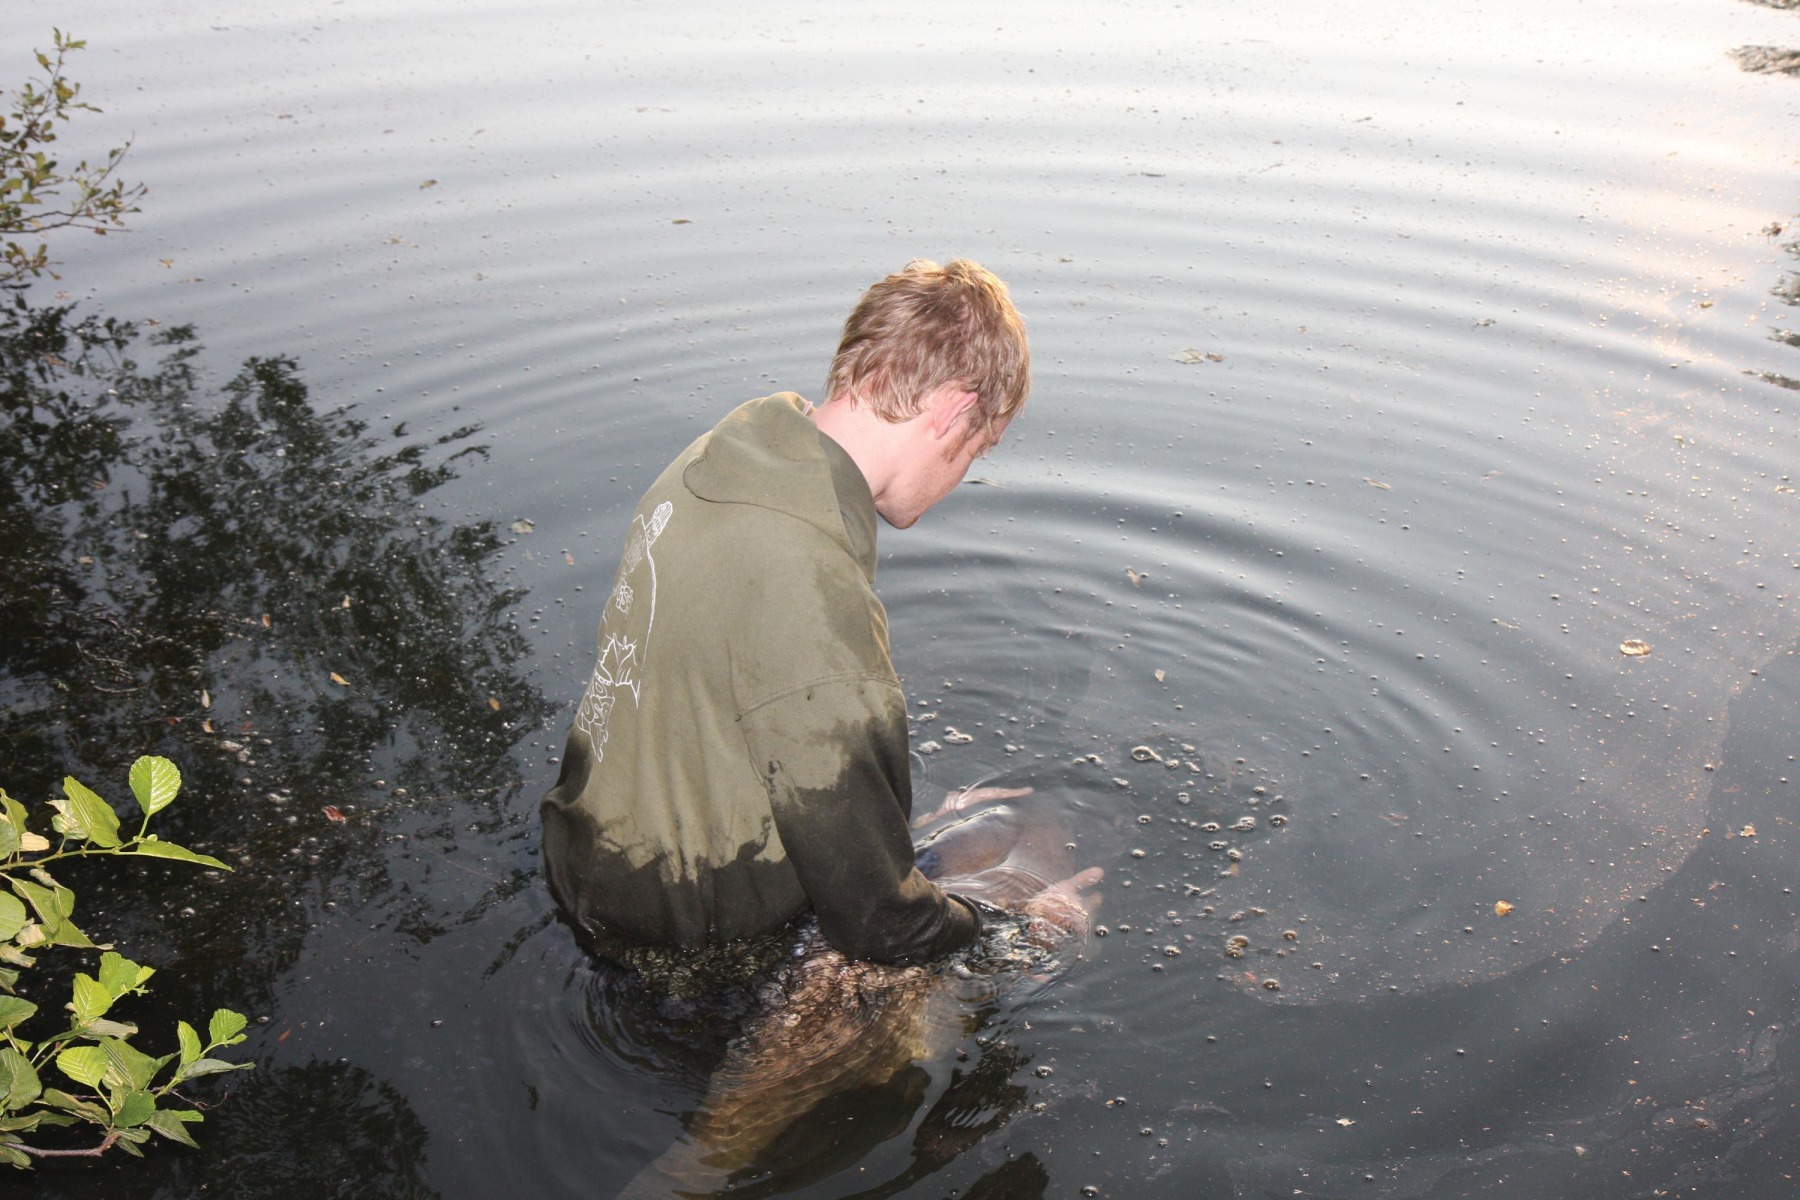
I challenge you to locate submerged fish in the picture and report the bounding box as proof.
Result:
[617,798,1099,1199]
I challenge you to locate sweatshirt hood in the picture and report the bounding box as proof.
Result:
[681,393,878,577]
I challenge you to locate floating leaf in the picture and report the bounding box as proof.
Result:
[1364,478,1392,490]
[261,613,272,628]
[128,756,181,818]
[321,805,346,824]
[488,696,501,711]
[510,518,535,534]
[1154,669,1167,683]
[1126,568,1146,587]
[419,178,438,189]
[1494,900,1515,917]
[1619,639,1651,657]
[200,688,211,709]
[1740,824,1758,838]
[1337,1117,1356,1126]
[330,671,350,686]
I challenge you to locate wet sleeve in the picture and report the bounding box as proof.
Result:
[738,675,979,964]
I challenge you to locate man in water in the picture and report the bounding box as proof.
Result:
[542,259,1090,986]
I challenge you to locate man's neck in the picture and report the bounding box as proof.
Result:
[811,394,900,501]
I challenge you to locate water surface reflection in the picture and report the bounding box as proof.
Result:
[1,293,545,1197]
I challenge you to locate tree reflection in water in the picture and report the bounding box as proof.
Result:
[1762,228,1800,386]
[30,1058,438,1200]
[1,291,550,1195]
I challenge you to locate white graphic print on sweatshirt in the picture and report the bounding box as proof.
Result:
[573,500,672,760]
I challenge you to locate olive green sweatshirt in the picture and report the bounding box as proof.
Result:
[541,393,978,965]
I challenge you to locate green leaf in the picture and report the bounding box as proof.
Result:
[176,1021,201,1065]
[0,815,16,860]
[0,791,26,840]
[10,878,83,945]
[43,918,96,950]
[70,972,112,1023]
[0,996,36,1032]
[208,1008,248,1047]
[0,1049,40,1110]
[60,776,120,848]
[122,839,229,871]
[9,879,59,927]
[0,1142,28,1168]
[40,1088,110,1124]
[142,1107,201,1148]
[48,798,86,840]
[173,1057,250,1083]
[79,1017,138,1041]
[0,896,24,943]
[128,756,182,819]
[55,1045,106,1089]
[99,1038,163,1091]
[114,1088,155,1127]
[96,952,153,1000]
[28,1110,78,1128]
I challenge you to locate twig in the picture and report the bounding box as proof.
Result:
[15,1131,121,1158]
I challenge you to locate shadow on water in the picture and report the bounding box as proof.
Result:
[0,288,552,1197]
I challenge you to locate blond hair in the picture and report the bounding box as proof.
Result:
[824,259,1030,444]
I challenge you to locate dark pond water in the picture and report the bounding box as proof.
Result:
[3,0,1799,1196]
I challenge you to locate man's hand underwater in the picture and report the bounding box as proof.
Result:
[1014,866,1105,948]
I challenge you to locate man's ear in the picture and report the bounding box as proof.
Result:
[925,385,980,442]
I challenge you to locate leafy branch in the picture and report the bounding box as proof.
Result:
[1,30,146,285]
[0,757,250,1167]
